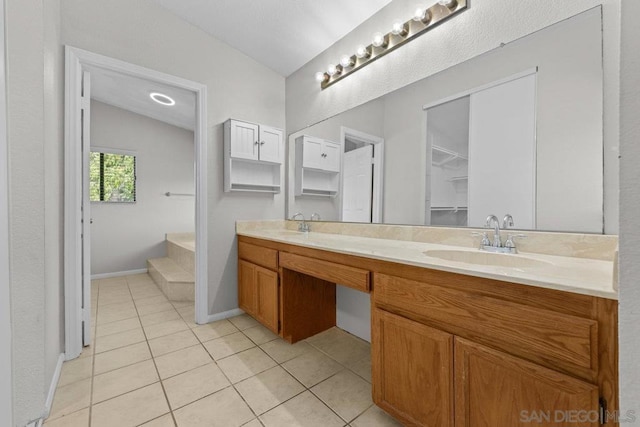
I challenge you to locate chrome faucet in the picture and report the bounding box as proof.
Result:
[474,214,526,254]
[502,214,514,230]
[310,213,321,221]
[485,215,501,247]
[291,212,310,232]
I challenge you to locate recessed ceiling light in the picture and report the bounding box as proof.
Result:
[150,92,175,106]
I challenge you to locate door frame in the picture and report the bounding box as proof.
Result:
[64,46,209,359]
[339,127,384,223]
[0,0,12,423]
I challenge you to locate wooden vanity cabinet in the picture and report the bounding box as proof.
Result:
[455,338,599,427]
[372,272,616,427]
[238,242,279,334]
[236,235,617,426]
[372,308,454,427]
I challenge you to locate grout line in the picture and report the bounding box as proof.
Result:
[124,275,179,427]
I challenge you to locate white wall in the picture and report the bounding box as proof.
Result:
[61,0,286,315]
[6,0,64,424]
[43,0,65,416]
[0,0,12,424]
[90,101,195,275]
[286,0,620,235]
[618,0,640,415]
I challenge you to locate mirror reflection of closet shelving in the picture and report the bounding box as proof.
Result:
[427,96,470,227]
[294,135,341,197]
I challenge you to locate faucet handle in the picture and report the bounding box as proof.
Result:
[471,232,491,248]
[504,234,527,249]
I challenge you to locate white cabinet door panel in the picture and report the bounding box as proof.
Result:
[302,136,324,169]
[230,120,259,161]
[259,125,283,164]
[323,141,341,172]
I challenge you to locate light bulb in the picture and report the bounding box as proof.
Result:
[413,6,426,21]
[356,45,370,59]
[315,72,327,82]
[327,64,338,76]
[439,0,457,9]
[372,32,387,48]
[391,20,407,36]
[340,55,354,68]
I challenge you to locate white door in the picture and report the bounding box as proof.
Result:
[229,120,259,161]
[258,125,283,164]
[468,73,537,228]
[302,136,324,169]
[342,145,373,222]
[0,0,12,421]
[323,141,341,172]
[81,71,92,347]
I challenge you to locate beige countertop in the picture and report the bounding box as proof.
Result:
[237,228,617,300]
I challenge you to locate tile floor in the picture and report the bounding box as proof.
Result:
[44,273,402,427]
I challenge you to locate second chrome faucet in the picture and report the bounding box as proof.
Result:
[476,214,526,254]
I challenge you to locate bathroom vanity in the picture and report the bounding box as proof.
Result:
[236,223,618,426]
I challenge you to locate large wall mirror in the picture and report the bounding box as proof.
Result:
[286,8,604,233]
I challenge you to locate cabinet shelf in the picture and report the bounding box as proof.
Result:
[295,135,341,197]
[431,206,468,212]
[432,145,468,167]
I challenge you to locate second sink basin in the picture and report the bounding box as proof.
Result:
[423,249,551,269]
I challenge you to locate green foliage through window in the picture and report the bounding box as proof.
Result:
[90,151,136,202]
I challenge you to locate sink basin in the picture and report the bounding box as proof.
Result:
[423,249,551,269]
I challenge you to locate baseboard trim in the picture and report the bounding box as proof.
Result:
[42,353,65,420]
[205,308,244,324]
[91,269,148,280]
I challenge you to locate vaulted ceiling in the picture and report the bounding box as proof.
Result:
[149,0,393,76]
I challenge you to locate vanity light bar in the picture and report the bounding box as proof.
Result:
[317,0,467,89]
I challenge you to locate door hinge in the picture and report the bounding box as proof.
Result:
[599,397,607,425]
[80,95,90,110]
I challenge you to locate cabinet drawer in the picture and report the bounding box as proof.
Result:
[374,273,598,378]
[238,241,278,270]
[280,252,370,292]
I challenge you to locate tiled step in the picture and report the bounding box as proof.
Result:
[167,240,195,274]
[147,257,194,302]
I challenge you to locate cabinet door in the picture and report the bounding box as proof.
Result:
[302,136,325,170]
[229,120,259,161]
[238,260,257,316]
[372,308,454,427]
[258,126,283,164]
[255,265,279,334]
[322,140,341,172]
[454,338,600,427]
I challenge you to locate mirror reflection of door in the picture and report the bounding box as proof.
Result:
[342,143,374,223]
[426,71,537,229]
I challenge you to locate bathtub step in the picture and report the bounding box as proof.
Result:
[147,257,194,302]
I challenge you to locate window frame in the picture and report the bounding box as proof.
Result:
[89,146,138,204]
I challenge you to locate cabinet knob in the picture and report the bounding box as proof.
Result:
[254,141,259,145]
[260,141,265,145]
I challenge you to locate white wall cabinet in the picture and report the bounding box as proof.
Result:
[295,135,341,197]
[301,136,340,172]
[224,119,284,193]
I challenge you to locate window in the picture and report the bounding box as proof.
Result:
[90,150,136,202]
